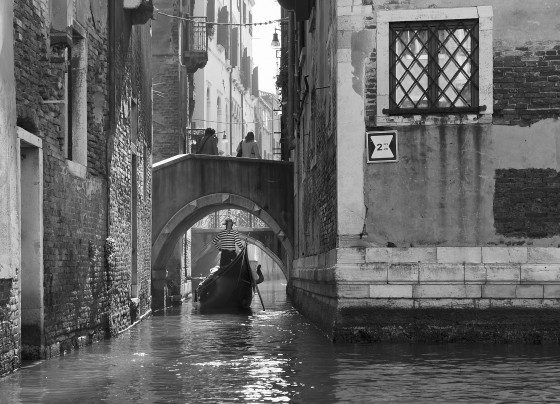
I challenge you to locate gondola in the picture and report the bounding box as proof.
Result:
[196,247,255,311]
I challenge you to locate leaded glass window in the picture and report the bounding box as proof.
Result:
[387,19,480,114]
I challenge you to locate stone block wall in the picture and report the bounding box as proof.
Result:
[292,246,560,342]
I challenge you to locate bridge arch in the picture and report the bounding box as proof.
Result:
[151,155,294,309]
[152,193,293,278]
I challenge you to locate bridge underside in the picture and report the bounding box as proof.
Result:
[151,155,294,310]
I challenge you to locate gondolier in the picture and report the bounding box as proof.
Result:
[212,218,244,267]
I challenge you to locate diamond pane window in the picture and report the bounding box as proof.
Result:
[388,19,479,114]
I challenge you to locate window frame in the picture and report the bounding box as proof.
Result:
[387,19,479,114]
[376,6,493,125]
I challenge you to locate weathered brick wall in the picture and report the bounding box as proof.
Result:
[299,0,337,256]
[107,11,153,333]
[152,0,186,163]
[10,0,152,362]
[13,0,111,357]
[494,169,560,238]
[151,2,192,307]
[0,279,19,376]
[152,57,185,162]
[494,41,560,125]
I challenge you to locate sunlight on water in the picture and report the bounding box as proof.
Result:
[2,276,560,403]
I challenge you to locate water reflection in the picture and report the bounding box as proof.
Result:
[2,276,560,403]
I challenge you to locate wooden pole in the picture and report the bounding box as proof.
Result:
[243,242,265,311]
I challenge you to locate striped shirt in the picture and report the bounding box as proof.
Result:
[213,230,244,251]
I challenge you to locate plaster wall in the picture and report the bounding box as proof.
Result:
[0,0,19,281]
[365,121,560,247]
[336,0,560,247]
[0,0,21,377]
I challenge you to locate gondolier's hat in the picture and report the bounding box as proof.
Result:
[222,218,235,225]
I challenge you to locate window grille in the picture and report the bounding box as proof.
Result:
[385,19,480,115]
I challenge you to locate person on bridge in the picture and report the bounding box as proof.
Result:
[212,218,244,267]
[236,131,261,158]
[196,128,219,155]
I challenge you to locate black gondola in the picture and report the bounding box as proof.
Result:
[196,248,254,311]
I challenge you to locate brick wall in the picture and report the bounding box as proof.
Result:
[152,56,185,162]
[493,41,560,125]
[13,0,112,357]
[152,2,193,307]
[298,0,337,256]
[494,169,560,238]
[152,0,187,163]
[0,279,19,376]
[10,0,153,362]
[107,10,153,333]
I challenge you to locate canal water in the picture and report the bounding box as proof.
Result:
[2,275,560,403]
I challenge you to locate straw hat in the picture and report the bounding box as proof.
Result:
[222,218,235,225]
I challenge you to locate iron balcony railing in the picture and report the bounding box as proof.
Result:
[182,16,209,72]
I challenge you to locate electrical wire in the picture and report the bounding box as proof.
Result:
[155,9,287,27]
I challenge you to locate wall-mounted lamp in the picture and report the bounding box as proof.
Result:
[271,29,280,47]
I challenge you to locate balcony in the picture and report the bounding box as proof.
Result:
[182,16,208,73]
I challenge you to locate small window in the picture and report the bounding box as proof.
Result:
[387,19,479,114]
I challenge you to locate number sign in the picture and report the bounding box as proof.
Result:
[366,130,398,163]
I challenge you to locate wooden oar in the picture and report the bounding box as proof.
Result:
[250,266,265,311]
[242,242,265,311]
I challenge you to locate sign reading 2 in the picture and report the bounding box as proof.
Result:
[366,131,398,163]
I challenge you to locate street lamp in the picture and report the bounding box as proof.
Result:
[271,28,280,47]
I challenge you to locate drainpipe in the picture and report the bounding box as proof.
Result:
[229,0,233,155]
[287,11,295,158]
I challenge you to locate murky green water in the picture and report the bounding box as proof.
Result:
[2,277,560,403]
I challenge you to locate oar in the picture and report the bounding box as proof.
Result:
[243,242,265,311]
[250,267,265,311]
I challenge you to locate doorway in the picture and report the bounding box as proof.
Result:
[18,127,44,359]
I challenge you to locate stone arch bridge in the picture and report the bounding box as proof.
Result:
[152,154,294,308]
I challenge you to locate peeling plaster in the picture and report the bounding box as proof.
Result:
[350,30,370,96]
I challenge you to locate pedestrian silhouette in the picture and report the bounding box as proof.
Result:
[196,128,219,155]
[236,131,261,158]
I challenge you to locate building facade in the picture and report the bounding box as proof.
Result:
[0,0,154,376]
[280,0,560,342]
[255,91,281,160]
[192,0,258,156]
[151,0,210,309]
